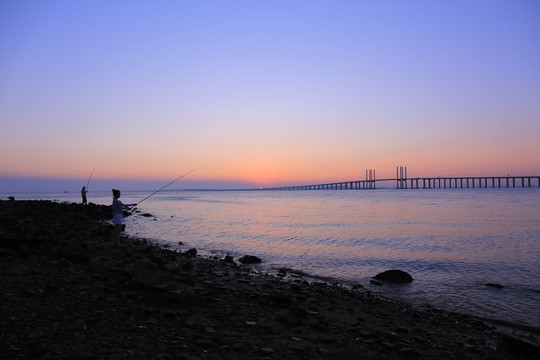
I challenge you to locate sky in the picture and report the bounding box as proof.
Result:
[1,0,539,191]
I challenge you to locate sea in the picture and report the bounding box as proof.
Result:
[6,188,540,330]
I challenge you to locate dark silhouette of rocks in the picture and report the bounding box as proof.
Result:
[238,254,262,264]
[486,283,505,289]
[0,199,537,359]
[374,269,414,283]
[222,255,235,264]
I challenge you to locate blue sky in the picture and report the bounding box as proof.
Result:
[1,0,539,192]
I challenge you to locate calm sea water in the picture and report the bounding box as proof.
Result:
[8,188,540,329]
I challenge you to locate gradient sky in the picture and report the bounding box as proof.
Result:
[1,0,539,190]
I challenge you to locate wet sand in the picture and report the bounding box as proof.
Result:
[0,199,538,359]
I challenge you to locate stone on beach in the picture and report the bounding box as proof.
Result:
[373,269,413,283]
[238,254,262,264]
[131,259,169,291]
[485,283,505,289]
[497,333,540,357]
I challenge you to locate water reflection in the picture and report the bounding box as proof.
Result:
[122,189,540,327]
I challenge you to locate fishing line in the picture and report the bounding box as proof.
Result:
[86,164,98,191]
[134,166,202,207]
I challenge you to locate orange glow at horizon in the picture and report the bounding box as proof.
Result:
[2,145,539,187]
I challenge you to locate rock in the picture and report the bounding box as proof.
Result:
[181,261,193,270]
[27,330,45,339]
[222,255,235,264]
[373,270,413,283]
[398,347,422,357]
[238,255,262,264]
[17,244,32,258]
[46,282,59,291]
[89,262,111,279]
[497,333,540,357]
[323,349,364,359]
[58,245,90,263]
[485,283,504,289]
[396,326,409,334]
[275,309,302,325]
[185,248,197,257]
[144,290,205,309]
[290,306,308,318]
[131,259,169,291]
[0,231,18,249]
[173,353,191,360]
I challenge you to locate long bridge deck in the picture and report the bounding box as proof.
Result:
[262,176,540,191]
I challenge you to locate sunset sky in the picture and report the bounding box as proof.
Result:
[1,0,539,191]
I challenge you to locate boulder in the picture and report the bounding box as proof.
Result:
[0,232,18,249]
[373,270,413,283]
[185,248,198,257]
[485,283,504,289]
[497,333,540,357]
[131,259,168,291]
[58,244,90,263]
[238,255,262,264]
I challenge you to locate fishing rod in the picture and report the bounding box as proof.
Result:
[134,166,202,207]
[86,164,98,191]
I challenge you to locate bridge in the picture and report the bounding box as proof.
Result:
[262,167,540,191]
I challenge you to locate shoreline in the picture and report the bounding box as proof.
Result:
[151,235,540,339]
[1,200,539,359]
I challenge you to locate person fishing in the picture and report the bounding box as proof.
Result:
[110,167,200,245]
[112,189,136,245]
[81,186,88,205]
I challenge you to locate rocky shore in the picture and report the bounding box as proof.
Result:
[1,199,538,359]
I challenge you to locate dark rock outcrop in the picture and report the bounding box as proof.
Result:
[238,254,262,264]
[485,283,504,289]
[497,333,540,357]
[131,259,169,291]
[373,269,413,283]
[222,255,235,264]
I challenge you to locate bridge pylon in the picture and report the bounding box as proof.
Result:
[365,169,376,189]
[397,166,407,189]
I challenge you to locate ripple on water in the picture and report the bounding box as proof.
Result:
[123,189,540,328]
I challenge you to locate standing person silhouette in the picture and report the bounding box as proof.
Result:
[112,189,136,245]
[81,186,88,205]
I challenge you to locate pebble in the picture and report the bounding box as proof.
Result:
[261,347,275,354]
